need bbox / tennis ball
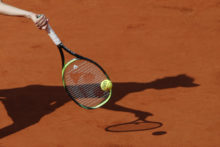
[100,79,112,91]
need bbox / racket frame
[53,37,112,109]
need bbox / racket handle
[46,25,62,46]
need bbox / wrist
[25,12,35,19]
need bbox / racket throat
[58,47,65,67]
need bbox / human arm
[0,0,48,29]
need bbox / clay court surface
[0,0,220,146]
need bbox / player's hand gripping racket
[46,24,112,109]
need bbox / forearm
[0,2,34,19]
[0,1,49,30]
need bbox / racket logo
[73,65,78,70]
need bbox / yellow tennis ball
[100,80,112,91]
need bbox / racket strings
[64,59,110,108]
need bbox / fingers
[35,14,49,30]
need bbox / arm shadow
[103,74,199,132]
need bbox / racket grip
[47,25,62,45]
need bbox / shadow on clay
[0,74,199,138]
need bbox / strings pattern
[64,59,110,108]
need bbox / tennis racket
[46,24,112,109]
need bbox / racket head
[62,58,112,109]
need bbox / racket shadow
[104,74,199,132]
[105,119,163,132]
[0,85,70,139]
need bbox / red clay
[0,0,220,146]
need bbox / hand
[135,111,153,120]
[29,13,49,30]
